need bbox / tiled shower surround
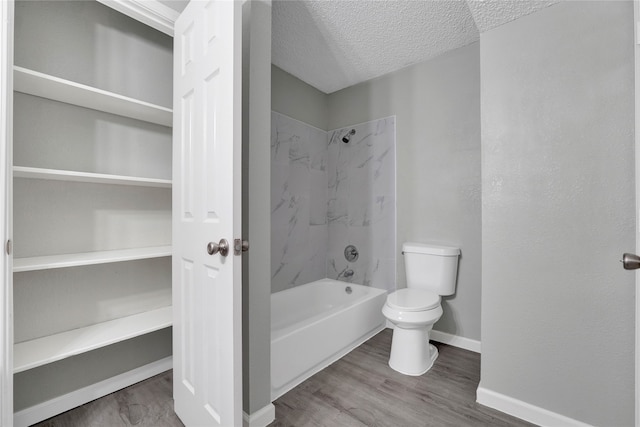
[271,113,329,293]
[271,112,396,293]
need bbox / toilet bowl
[383,288,443,375]
[383,242,460,376]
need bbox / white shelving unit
[14,166,172,188]
[13,66,172,127]
[12,65,173,365]
[14,246,172,273]
[11,3,174,422]
[14,306,172,373]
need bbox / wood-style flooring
[269,329,536,427]
[33,371,183,427]
[34,329,535,427]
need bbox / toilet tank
[403,242,460,296]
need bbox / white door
[172,1,242,426]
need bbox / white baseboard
[14,356,173,427]
[430,330,481,353]
[476,386,595,427]
[243,403,275,427]
[384,323,481,353]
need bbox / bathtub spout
[343,269,354,279]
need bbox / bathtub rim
[271,279,388,341]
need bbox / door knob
[234,239,249,256]
[207,239,229,257]
[622,253,640,270]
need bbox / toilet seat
[386,288,440,312]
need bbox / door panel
[173,1,242,426]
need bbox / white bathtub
[271,278,387,400]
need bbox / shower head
[342,129,356,143]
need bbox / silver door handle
[208,239,229,257]
[622,253,640,270]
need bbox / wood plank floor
[269,329,536,427]
[33,371,183,427]
[34,329,535,426]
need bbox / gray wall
[479,2,635,425]
[327,44,482,341]
[242,0,272,416]
[272,65,328,131]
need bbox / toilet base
[388,326,438,376]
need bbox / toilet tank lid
[402,242,460,256]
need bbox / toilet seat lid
[387,289,440,312]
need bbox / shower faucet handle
[344,245,359,262]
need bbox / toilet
[383,242,460,376]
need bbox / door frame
[0,0,13,425]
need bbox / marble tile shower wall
[271,112,396,293]
[271,112,328,293]
[327,117,396,292]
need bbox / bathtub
[271,278,387,400]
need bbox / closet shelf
[14,166,172,188]
[14,306,172,373]
[13,66,173,127]
[14,246,172,273]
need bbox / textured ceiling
[466,0,559,33]
[272,0,559,94]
